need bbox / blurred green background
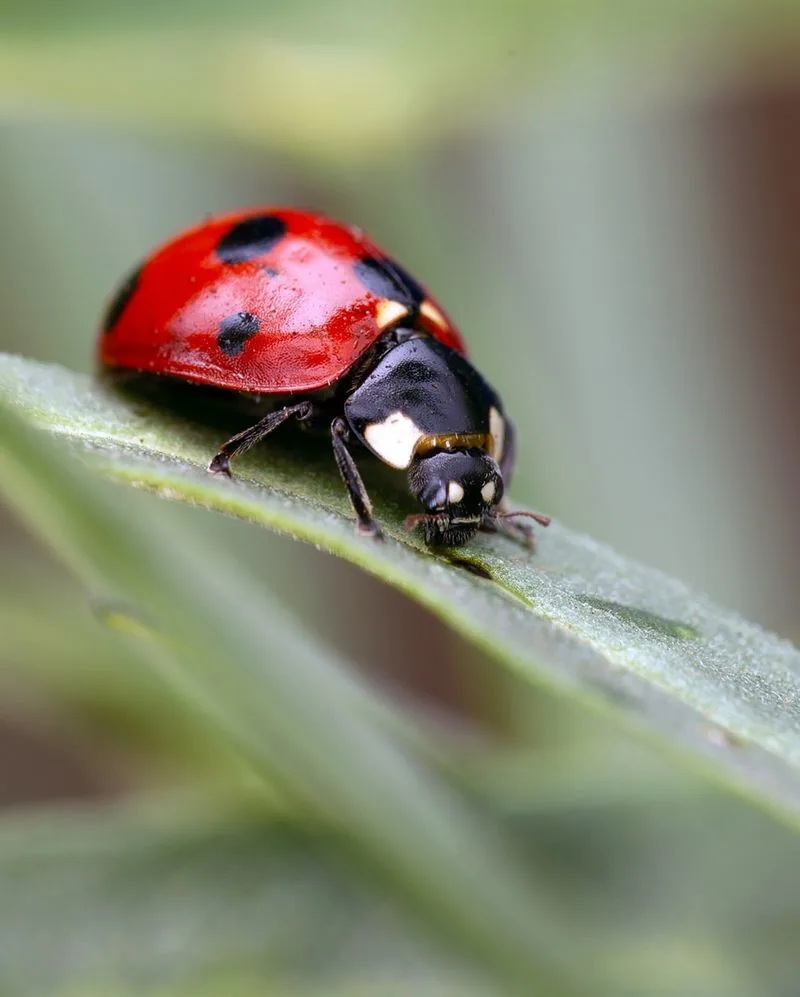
[3,2,800,995]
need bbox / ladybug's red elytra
[99,207,549,547]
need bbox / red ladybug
[99,208,549,547]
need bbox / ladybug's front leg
[481,506,550,549]
[330,417,383,540]
[209,401,315,476]
[481,511,535,549]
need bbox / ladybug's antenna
[492,510,551,528]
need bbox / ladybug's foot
[357,519,385,541]
[208,453,232,477]
[208,401,315,478]
[493,516,535,549]
[330,416,383,541]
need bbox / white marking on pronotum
[375,299,409,330]
[489,407,505,460]
[481,480,496,504]
[447,481,465,504]
[420,300,448,329]
[364,411,424,469]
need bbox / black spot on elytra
[102,263,142,333]
[354,256,425,312]
[216,215,287,264]
[217,312,260,357]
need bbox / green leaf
[2,353,800,828]
[0,355,583,997]
[0,800,504,996]
[6,795,795,997]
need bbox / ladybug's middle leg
[209,400,314,476]
[330,417,383,540]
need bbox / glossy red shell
[99,208,467,394]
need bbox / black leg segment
[208,400,314,476]
[330,416,383,539]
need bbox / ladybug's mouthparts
[404,510,550,533]
[404,513,481,531]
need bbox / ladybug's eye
[420,482,447,511]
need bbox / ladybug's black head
[408,448,503,547]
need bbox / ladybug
[99,208,549,547]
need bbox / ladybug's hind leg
[209,400,314,476]
[330,417,383,540]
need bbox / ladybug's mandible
[99,207,549,547]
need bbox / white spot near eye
[489,407,505,460]
[481,480,496,504]
[375,299,409,329]
[447,480,465,504]
[420,300,448,330]
[364,411,423,469]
